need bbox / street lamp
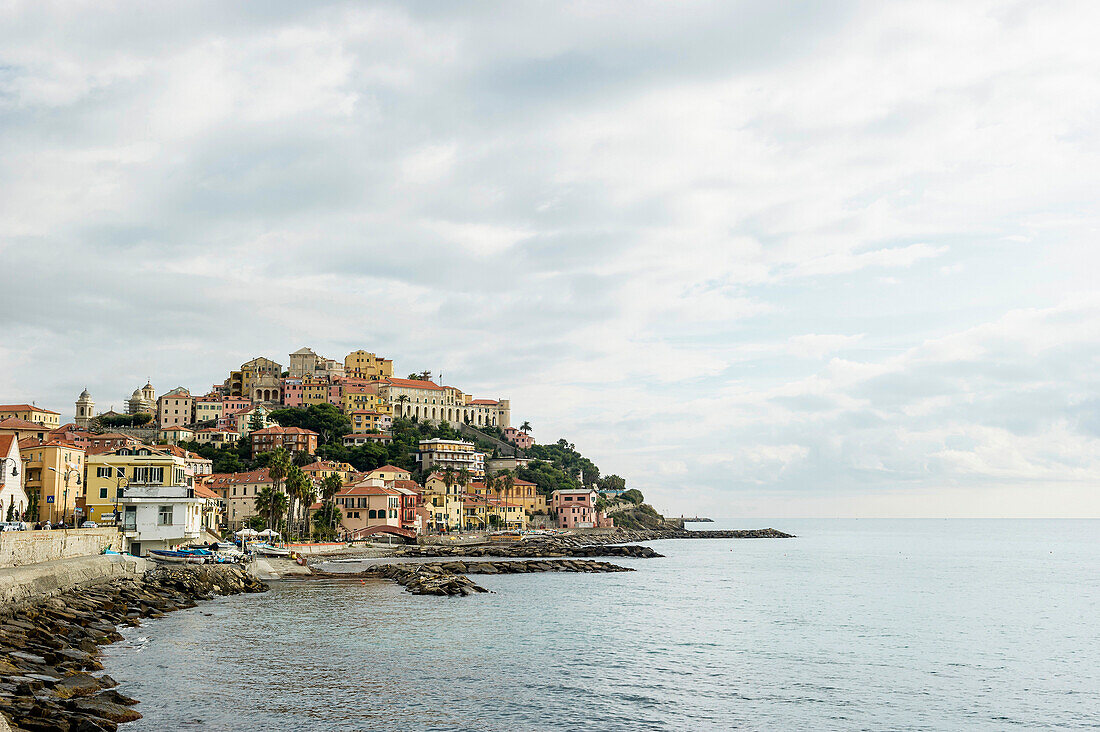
[112,470,130,528]
[0,458,19,521]
[48,466,81,527]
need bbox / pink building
[551,488,613,529]
[503,427,534,450]
[282,378,304,407]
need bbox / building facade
[157,387,193,429]
[0,404,61,429]
[250,426,319,458]
[0,435,29,521]
[417,439,485,479]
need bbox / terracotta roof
[160,426,193,432]
[203,469,272,485]
[0,435,16,457]
[382,378,445,391]
[0,404,60,414]
[194,485,220,500]
[469,399,499,405]
[251,426,318,436]
[369,465,409,474]
[389,479,422,493]
[337,483,397,497]
[18,438,84,452]
[0,417,50,431]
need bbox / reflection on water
[101,520,1100,731]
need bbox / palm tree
[520,421,531,434]
[396,394,410,417]
[320,473,343,537]
[283,465,306,540]
[255,486,287,531]
[481,469,496,533]
[500,470,515,529]
[297,477,317,540]
[266,448,290,531]
[454,467,470,531]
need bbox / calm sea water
[100,520,1100,731]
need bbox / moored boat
[149,550,190,563]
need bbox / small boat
[252,543,291,557]
[149,550,190,563]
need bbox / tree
[319,473,343,537]
[268,403,350,447]
[249,410,265,434]
[266,448,291,531]
[520,421,532,434]
[284,465,307,540]
[255,486,287,531]
[27,489,39,522]
[620,488,644,505]
[406,370,432,381]
[312,503,342,540]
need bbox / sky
[2,1,1098,518]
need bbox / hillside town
[0,347,627,556]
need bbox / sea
[99,519,1100,731]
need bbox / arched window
[368,509,377,519]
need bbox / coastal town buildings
[417,439,485,480]
[200,469,274,529]
[342,432,393,447]
[344,350,393,381]
[74,390,95,429]
[84,444,194,531]
[0,404,61,429]
[118,481,206,556]
[126,383,156,415]
[0,418,53,444]
[157,388,193,429]
[503,427,534,450]
[0,435,29,521]
[158,425,195,444]
[551,489,613,529]
[18,439,85,524]
[249,425,319,458]
[334,480,400,535]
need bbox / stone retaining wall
[0,528,121,568]
[0,554,149,607]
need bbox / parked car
[81,521,98,529]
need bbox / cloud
[1,1,1099,516]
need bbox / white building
[119,483,206,556]
[0,435,28,520]
[417,438,485,480]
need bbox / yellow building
[301,376,332,407]
[470,477,544,515]
[85,445,191,525]
[459,494,527,530]
[341,385,382,414]
[344,350,393,381]
[0,404,61,429]
[19,439,86,524]
[228,356,283,402]
[302,460,356,483]
[424,474,464,531]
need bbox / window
[158,506,174,525]
[133,467,164,484]
[96,466,113,478]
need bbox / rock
[51,674,103,699]
[73,696,142,723]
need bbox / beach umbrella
[236,528,259,537]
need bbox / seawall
[0,554,149,607]
[0,528,122,568]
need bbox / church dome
[132,388,143,398]
[78,388,91,400]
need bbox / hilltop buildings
[2,342,572,543]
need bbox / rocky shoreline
[312,558,635,597]
[0,564,266,732]
[570,527,795,544]
[395,543,662,559]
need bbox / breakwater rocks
[395,544,663,559]
[571,527,795,544]
[0,564,266,732]
[313,559,634,597]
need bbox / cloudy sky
[2,1,1098,517]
